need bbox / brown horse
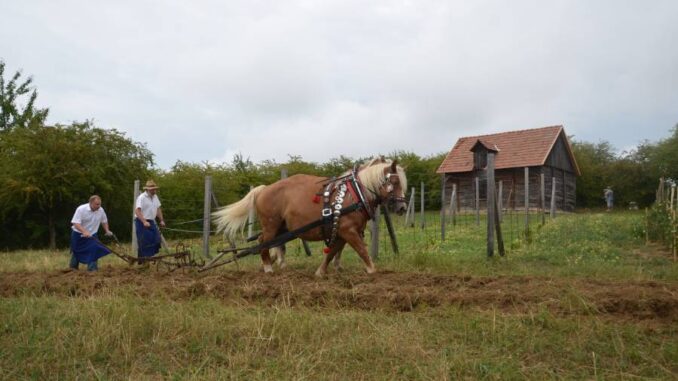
[213,158,408,276]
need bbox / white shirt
[136,191,162,220]
[71,204,108,233]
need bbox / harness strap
[250,202,364,253]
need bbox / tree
[0,122,154,249]
[571,140,616,208]
[0,60,49,131]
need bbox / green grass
[1,295,675,380]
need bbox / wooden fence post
[370,207,380,260]
[475,176,480,226]
[441,175,446,241]
[381,205,399,255]
[550,177,557,219]
[247,185,254,238]
[498,180,503,223]
[487,152,496,257]
[405,187,415,227]
[540,173,545,225]
[420,181,425,230]
[449,183,457,226]
[202,176,212,259]
[131,180,140,255]
[524,167,529,237]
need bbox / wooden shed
[436,125,581,212]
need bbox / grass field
[1,211,677,380]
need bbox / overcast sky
[2,1,677,168]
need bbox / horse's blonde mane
[357,159,407,200]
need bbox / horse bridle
[373,172,406,206]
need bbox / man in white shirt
[134,180,165,262]
[69,195,114,271]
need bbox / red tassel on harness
[312,194,321,203]
[323,247,331,254]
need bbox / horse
[213,158,408,276]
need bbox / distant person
[134,180,165,263]
[69,195,114,271]
[604,186,614,211]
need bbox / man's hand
[105,231,114,237]
[159,220,166,228]
[81,231,92,238]
[143,221,151,228]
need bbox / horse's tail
[213,185,267,239]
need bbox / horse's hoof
[315,269,326,278]
[365,267,377,274]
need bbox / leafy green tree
[0,122,154,249]
[0,60,49,131]
[571,140,616,208]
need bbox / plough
[96,234,204,272]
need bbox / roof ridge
[458,125,562,141]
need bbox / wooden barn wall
[545,134,575,173]
[443,166,576,212]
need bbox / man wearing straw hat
[134,180,165,263]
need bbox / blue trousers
[69,231,110,271]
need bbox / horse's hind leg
[259,230,281,274]
[315,240,346,277]
[271,245,287,269]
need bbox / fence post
[247,185,254,238]
[550,177,557,218]
[381,205,399,255]
[487,152,496,257]
[202,176,212,259]
[498,180,503,223]
[540,173,545,225]
[131,180,140,255]
[450,183,457,226]
[404,187,415,227]
[524,167,529,237]
[441,174,446,241]
[420,181,425,230]
[475,176,480,226]
[370,206,380,260]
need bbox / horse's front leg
[332,248,344,272]
[315,239,346,277]
[343,229,376,274]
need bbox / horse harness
[318,167,403,249]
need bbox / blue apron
[135,219,161,257]
[70,231,111,264]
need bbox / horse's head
[359,158,408,215]
[380,160,408,215]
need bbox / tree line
[1,60,675,249]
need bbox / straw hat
[143,180,160,190]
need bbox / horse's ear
[391,160,398,172]
[380,155,386,163]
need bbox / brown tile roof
[436,125,580,175]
